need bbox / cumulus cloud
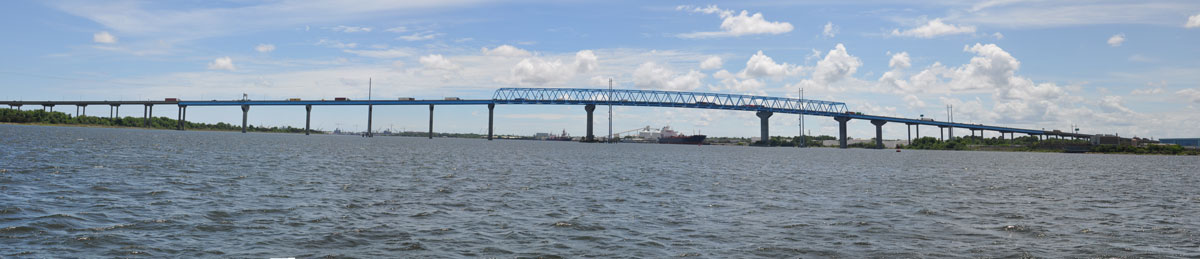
[1098,96,1134,113]
[255,44,275,53]
[822,22,838,38]
[1188,14,1200,28]
[481,45,532,57]
[700,56,723,70]
[712,69,763,92]
[93,31,117,43]
[810,44,862,85]
[1107,34,1125,47]
[419,54,460,71]
[879,52,912,91]
[738,51,801,79]
[332,25,372,33]
[207,56,235,71]
[501,50,598,86]
[891,18,976,38]
[633,62,705,91]
[676,5,793,38]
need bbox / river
[1,124,1197,257]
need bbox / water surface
[1,124,1197,257]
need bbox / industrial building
[1159,138,1200,149]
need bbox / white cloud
[419,54,460,71]
[738,51,800,79]
[343,48,415,58]
[1107,34,1125,47]
[316,39,357,49]
[712,69,763,92]
[385,26,408,33]
[1178,88,1200,103]
[822,22,838,38]
[993,32,1004,39]
[879,52,912,91]
[700,56,723,70]
[398,32,439,41]
[903,94,926,108]
[255,44,275,53]
[1188,13,1200,28]
[810,44,862,85]
[207,56,235,71]
[501,50,598,86]
[93,31,117,44]
[891,18,976,38]
[482,45,532,57]
[954,2,1200,28]
[676,5,793,38]
[1098,96,1134,113]
[633,62,704,91]
[332,25,372,33]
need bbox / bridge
[2,87,1089,148]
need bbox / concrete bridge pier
[366,104,373,137]
[999,131,1006,141]
[75,105,80,117]
[305,105,312,135]
[871,120,886,149]
[109,105,114,118]
[112,104,119,119]
[80,105,86,116]
[428,104,434,139]
[835,116,851,148]
[11,104,20,110]
[241,105,250,133]
[584,104,596,142]
[145,104,152,127]
[756,111,773,146]
[487,103,495,141]
[906,123,914,145]
[176,104,183,129]
[938,126,945,141]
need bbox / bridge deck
[3,87,1078,136]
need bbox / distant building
[1160,138,1200,149]
[1091,134,1122,145]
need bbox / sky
[3,0,1200,140]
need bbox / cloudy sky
[3,0,1200,139]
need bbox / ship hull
[658,135,706,145]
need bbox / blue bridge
[3,87,1089,148]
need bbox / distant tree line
[0,108,311,134]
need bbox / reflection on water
[1,124,1198,257]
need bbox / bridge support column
[487,103,495,141]
[835,116,850,149]
[49,105,53,112]
[756,111,773,146]
[999,131,1006,141]
[175,104,182,129]
[114,105,119,118]
[305,105,312,135]
[871,120,886,149]
[428,104,434,139]
[109,105,114,119]
[366,104,373,137]
[939,126,944,141]
[947,126,953,140]
[241,105,249,133]
[76,105,80,117]
[145,105,152,127]
[81,105,85,116]
[584,104,596,142]
[906,123,912,146]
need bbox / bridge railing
[492,88,849,114]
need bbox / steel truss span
[492,88,849,116]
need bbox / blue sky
[3,0,1200,139]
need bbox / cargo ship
[657,134,706,145]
